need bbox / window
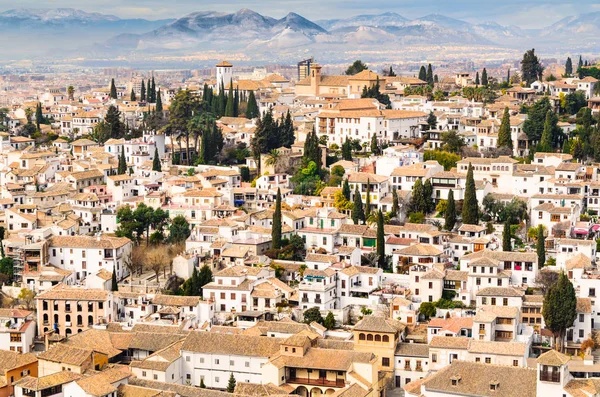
[503,298,508,306]
[580,314,585,322]
[142,371,147,377]
[482,298,487,304]
[432,354,437,363]
[382,357,390,367]
[513,360,519,366]
[153,374,158,380]
[186,356,190,362]
[215,359,220,364]
[475,357,481,362]
[245,362,250,367]
[230,360,234,366]
[485,357,491,364]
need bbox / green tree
[169,215,191,244]
[543,273,577,351]
[105,105,124,139]
[323,312,336,330]
[342,179,351,201]
[118,146,127,175]
[426,63,434,86]
[419,302,436,319]
[225,79,235,117]
[376,210,386,269]
[272,188,282,250]
[198,264,212,297]
[462,163,479,225]
[391,188,399,217]
[537,225,546,268]
[90,121,111,145]
[441,130,466,154]
[246,91,259,119]
[565,57,573,76]
[303,307,323,324]
[156,89,163,112]
[521,48,544,85]
[165,90,202,165]
[409,178,426,214]
[0,257,14,282]
[130,89,136,101]
[444,190,456,231]
[352,186,365,225]
[111,266,118,291]
[371,134,379,155]
[182,266,199,296]
[523,97,561,149]
[110,78,117,99]
[426,111,437,131]
[423,179,434,214]
[481,68,488,86]
[475,71,480,85]
[342,137,353,161]
[152,147,162,172]
[303,127,322,170]
[497,107,513,150]
[227,373,236,393]
[140,80,146,102]
[364,179,371,219]
[418,65,427,81]
[345,60,368,75]
[537,110,554,153]
[67,85,75,101]
[503,221,512,251]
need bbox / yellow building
[353,316,406,373]
[0,350,38,397]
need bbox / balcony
[301,297,309,303]
[540,373,560,383]
[287,378,345,387]
[314,299,322,304]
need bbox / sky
[1,0,599,29]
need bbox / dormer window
[451,376,461,386]
[489,381,499,391]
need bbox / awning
[591,224,600,232]
[573,228,589,235]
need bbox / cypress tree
[507,69,510,84]
[537,225,546,268]
[303,127,321,170]
[482,68,488,86]
[130,89,136,101]
[342,137,352,161]
[418,66,427,81]
[423,179,434,214]
[156,89,163,112]
[475,71,480,85]
[218,81,226,116]
[365,179,371,219]
[342,179,351,201]
[140,80,146,102]
[503,221,512,251]
[35,102,42,131]
[246,90,259,119]
[352,186,365,225]
[198,264,213,297]
[225,79,235,117]
[110,78,117,99]
[462,163,479,225]
[565,57,573,76]
[118,146,126,175]
[227,373,236,393]
[150,76,156,102]
[444,189,456,231]
[111,266,118,291]
[371,134,379,155]
[152,147,162,172]
[391,187,399,217]
[272,188,282,250]
[578,55,583,71]
[233,88,240,117]
[538,110,554,153]
[426,64,433,86]
[282,111,295,148]
[376,210,386,269]
[409,178,426,214]
[497,107,513,150]
[543,273,577,351]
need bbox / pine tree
[503,221,512,251]
[111,266,118,291]
[118,146,127,175]
[130,89,136,101]
[418,66,427,81]
[462,163,479,225]
[352,186,365,225]
[376,210,386,268]
[391,187,399,217]
[246,90,259,119]
[110,78,117,99]
[140,80,146,102]
[156,89,163,112]
[342,179,351,201]
[538,110,554,153]
[225,79,235,117]
[497,107,513,150]
[426,64,434,86]
[537,225,546,268]
[227,373,236,393]
[482,68,488,86]
[565,57,573,76]
[444,189,456,231]
[475,71,480,85]
[272,188,282,250]
[152,147,162,172]
[364,179,371,219]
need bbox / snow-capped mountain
[317,12,409,31]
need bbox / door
[395,376,401,388]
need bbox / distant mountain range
[0,7,599,63]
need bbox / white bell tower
[215,61,233,94]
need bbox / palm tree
[67,85,75,101]
[265,149,281,169]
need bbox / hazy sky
[1,0,599,28]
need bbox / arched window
[382,335,390,343]
[54,314,59,324]
[367,334,374,341]
[375,335,382,342]
[65,328,72,335]
[359,333,365,341]
[65,314,71,322]
[43,313,48,324]
[77,315,82,326]
[43,327,48,333]
[88,316,93,326]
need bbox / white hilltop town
[0,15,599,397]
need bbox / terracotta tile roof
[15,371,82,390]
[0,350,37,372]
[152,294,201,307]
[395,342,429,357]
[354,316,405,334]
[36,284,109,301]
[476,287,525,297]
[537,349,570,366]
[75,367,131,397]
[428,317,473,334]
[182,332,281,357]
[38,345,92,366]
[577,297,592,314]
[394,243,442,256]
[467,340,527,356]
[130,340,184,372]
[269,348,374,371]
[129,332,185,353]
[48,235,130,249]
[429,336,470,349]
